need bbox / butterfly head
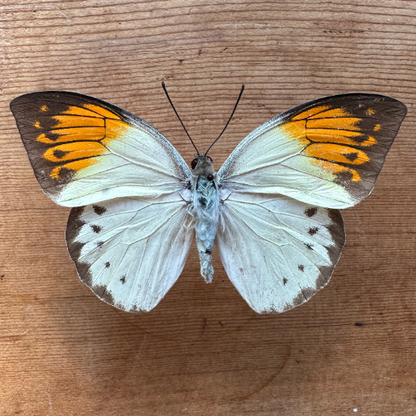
[191,154,215,179]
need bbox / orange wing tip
[310,159,361,182]
[83,104,121,120]
[308,108,350,119]
[62,105,106,118]
[50,159,100,180]
[36,127,106,144]
[43,141,107,162]
[36,119,131,147]
[307,117,362,131]
[52,114,105,129]
[305,143,370,165]
[291,105,331,120]
[306,129,378,147]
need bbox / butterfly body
[190,155,220,283]
[10,90,406,313]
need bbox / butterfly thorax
[190,155,220,283]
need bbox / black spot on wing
[91,224,101,233]
[283,278,288,285]
[298,265,305,272]
[93,205,107,215]
[305,207,318,217]
[343,152,359,162]
[53,149,70,159]
[57,167,76,182]
[120,276,126,284]
[308,227,319,236]
[105,262,110,268]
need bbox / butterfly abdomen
[191,175,220,283]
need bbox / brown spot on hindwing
[308,227,319,235]
[91,224,101,233]
[305,207,318,217]
[93,205,107,215]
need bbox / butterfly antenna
[204,84,245,156]
[162,82,199,154]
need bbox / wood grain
[1,0,415,414]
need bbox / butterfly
[10,87,406,314]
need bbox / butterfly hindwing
[66,192,194,312]
[10,91,191,207]
[219,94,407,209]
[216,192,345,313]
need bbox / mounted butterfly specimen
[10,86,406,313]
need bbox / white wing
[66,192,194,312]
[10,91,192,207]
[216,191,345,313]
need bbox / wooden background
[1,1,415,415]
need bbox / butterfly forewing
[66,193,194,312]
[219,94,407,209]
[10,91,191,207]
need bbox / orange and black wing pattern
[10,91,190,207]
[10,92,134,200]
[279,93,407,204]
